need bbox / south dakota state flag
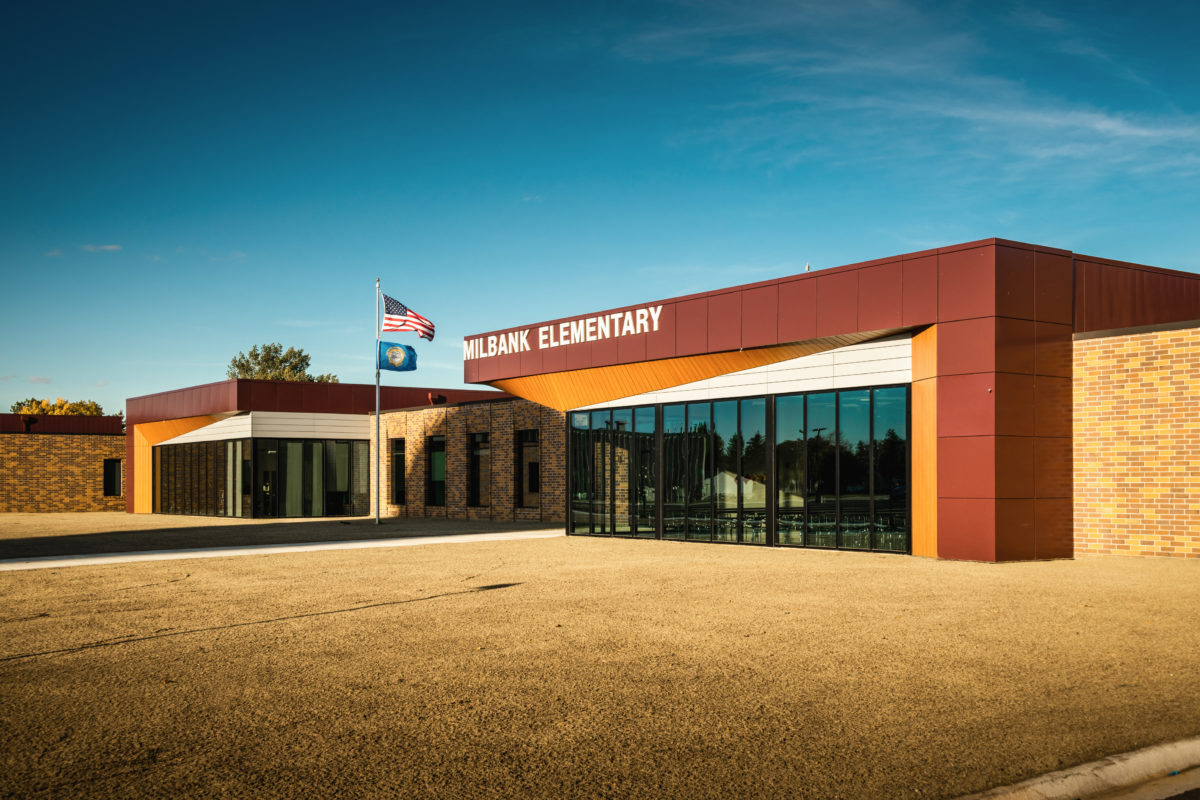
[379,341,417,372]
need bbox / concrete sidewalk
[0,511,561,559]
[0,528,563,571]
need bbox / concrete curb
[955,737,1200,800]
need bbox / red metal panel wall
[1074,257,1200,333]
[0,414,124,435]
[127,379,509,425]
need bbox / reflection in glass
[775,394,805,545]
[838,390,872,549]
[570,413,590,533]
[662,404,686,540]
[686,402,711,541]
[806,394,837,547]
[740,397,767,544]
[873,386,908,552]
[634,407,657,537]
[612,409,633,535]
[591,410,611,534]
[713,400,738,542]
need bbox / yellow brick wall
[371,399,565,523]
[0,434,126,512]
[1073,326,1200,558]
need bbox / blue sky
[3,0,1198,415]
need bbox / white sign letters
[463,305,663,361]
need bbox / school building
[100,237,1199,561]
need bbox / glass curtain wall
[662,404,686,540]
[568,385,909,553]
[775,387,909,552]
[155,438,367,518]
[633,407,657,537]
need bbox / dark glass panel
[516,430,539,509]
[327,440,351,514]
[310,440,325,517]
[612,409,633,535]
[775,394,805,545]
[468,432,490,507]
[391,439,406,506]
[284,440,305,517]
[806,394,837,547]
[686,402,712,541]
[426,436,446,507]
[662,404,686,540]
[569,413,590,533]
[740,397,767,544]
[153,448,162,513]
[838,390,872,549]
[349,440,370,515]
[590,410,611,534]
[240,439,253,517]
[873,386,909,552]
[256,439,279,518]
[633,407,657,538]
[713,400,738,542]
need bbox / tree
[226,343,338,383]
[10,397,107,415]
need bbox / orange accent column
[131,416,222,512]
[911,325,938,557]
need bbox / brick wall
[372,398,565,523]
[1073,325,1200,558]
[0,433,126,512]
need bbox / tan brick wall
[1073,326,1200,558]
[0,434,126,512]
[371,399,565,524]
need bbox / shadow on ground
[0,517,559,559]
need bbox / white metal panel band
[155,414,252,445]
[575,333,912,410]
[155,411,371,445]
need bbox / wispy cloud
[1,374,14,382]
[147,254,163,262]
[44,249,62,257]
[521,194,544,203]
[210,250,247,262]
[95,380,108,388]
[81,244,122,252]
[613,1,1200,182]
[28,376,52,384]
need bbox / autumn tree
[10,397,107,415]
[226,343,338,383]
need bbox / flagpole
[375,278,381,525]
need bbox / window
[390,438,406,505]
[427,436,446,506]
[103,459,122,497]
[468,432,490,506]
[515,429,540,508]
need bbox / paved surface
[0,530,564,571]
[1,514,1198,799]
[0,512,558,559]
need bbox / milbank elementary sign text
[464,305,663,360]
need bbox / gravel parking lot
[1,514,1197,799]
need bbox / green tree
[10,397,107,415]
[226,343,338,383]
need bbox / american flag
[381,294,435,341]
